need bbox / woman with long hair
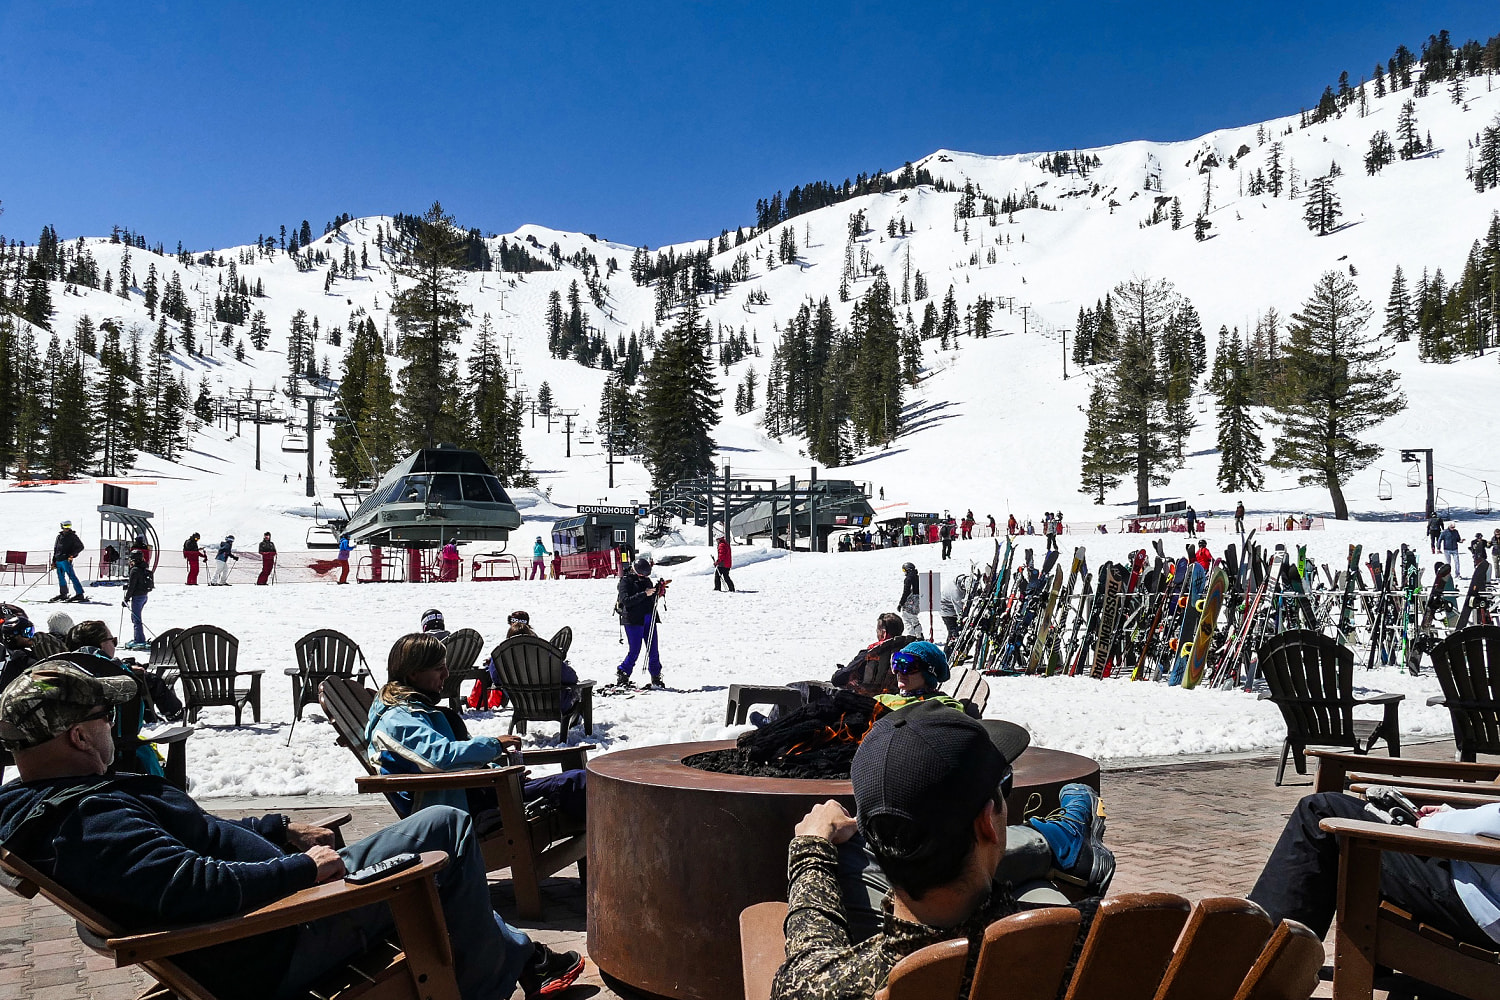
[363,633,586,823]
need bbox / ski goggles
[890,650,926,675]
[507,612,530,625]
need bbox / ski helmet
[1,616,34,642]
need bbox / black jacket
[0,774,314,1000]
[124,561,154,598]
[52,529,84,562]
[900,567,919,606]
[617,571,655,626]
[258,538,277,554]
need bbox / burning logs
[686,690,887,779]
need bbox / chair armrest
[106,851,449,964]
[1353,692,1404,705]
[1426,694,1447,707]
[1346,773,1500,795]
[307,811,353,832]
[239,670,266,677]
[1349,783,1500,808]
[520,744,596,767]
[1319,817,1500,865]
[576,680,597,691]
[355,766,525,793]
[1310,751,1500,794]
[284,667,302,676]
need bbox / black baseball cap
[852,701,1029,850]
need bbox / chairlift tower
[292,387,338,498]
[1400,448,1435,520]
[228,386,278,471]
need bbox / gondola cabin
[551,504,644,579]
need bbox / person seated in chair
[773,702,1107,999]
[830,613,913,697]
[872,640,966,713]
[0,661,584,1000]
[67,620,184,725]
[1247,790,1500,951]
[420,607,450,641]
[490,610,579,716]
[365,633,586,825]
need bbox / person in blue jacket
[364,633,586,823]
[0,660,585,1000]
[336,532,353,584]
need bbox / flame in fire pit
[784,701,888,758]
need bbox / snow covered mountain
[10,64,1500,536]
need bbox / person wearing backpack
[122,550,154,650]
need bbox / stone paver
[0,738,1464,999]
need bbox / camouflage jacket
[770,836,1026,1000]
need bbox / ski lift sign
[577,504,649,517]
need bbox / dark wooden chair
[171,625,261,725]
[1427,624,1500,761]
[29,631,66,658]
[0,843,460,1000]
[740,893,1323,1000]
[317,675,590,919]
[1257,629,1402,785]
[439,628,487,711]
[489,635,594,737]
[148,627,182,673]
[286,629,367,721]
[1310,749,1500,795]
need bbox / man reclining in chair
[0,662,583,1000]
[365,633,587,825]
[1247,789,1500,951]
[773,701,1108,1000]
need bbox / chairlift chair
[1378,470,1393,501]
[1406,461,1422,487]
[578,423,594,446]
[281,422,308,453]
[1478,481,1493,516]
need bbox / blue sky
[1,2,1495,250]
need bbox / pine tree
[1169,197,1183,230]
[1364,131,1395,175]
[46,342,94,477]
[1269,271,1406,519]
[1383,265,1414,341]
[248,310,270,350]
[390,202,468,450]
[1104,277,1179,512]
[194,377,214,422]
[536,381,554,416]
[463,314,530,485]
[1267,142,1285,196]
[94,320,137,476]
[1078,379,1127,504]
[848,275,902,447]
[1211,327,1263,492]
[1475,115,1500,192]
[1162,302,1202,461]
[1302,172,1342,236]
[637,295,721,485]
[1397,99,1422,159]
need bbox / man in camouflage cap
[0,661,135,757]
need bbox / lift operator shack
[551,505,646,579]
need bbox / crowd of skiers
[1426,515,1500,578]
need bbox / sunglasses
[999,766,1014,801]
[81,705,118,727]
[890,650,924,675]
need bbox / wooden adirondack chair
[317,675,590,919]
[1320,816,1500,999]
[148,627,182,673]
[943,667,991,716]
[739,894,1324,1000]
[439,628,487,711]
[489,635,595,737]
[1257,629,1403,785]
[1427,624,1500,761]
[0,842,460,1000]
[171,625,262,725]
[286,629,367,720]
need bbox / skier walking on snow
[1234,501,1245,535]
[51,521,86,602]
[1428,514,1444,554]
[899,561,923,638]
[123,549,154,649]
[336,533,353,584]
[616,558,668,687]
[713,535,735,592]
[210,535,239,585]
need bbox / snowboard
[1181,564,1228,690]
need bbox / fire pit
[586,737,1099,1000]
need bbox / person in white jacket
[1247,790,1500,949]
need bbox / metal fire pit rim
[586,739,856,797]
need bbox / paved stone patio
[0,738,1463,999]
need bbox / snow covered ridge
[1,55,1498,523]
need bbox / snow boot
[614,670,634,688]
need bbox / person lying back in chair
[0,662,583,1000]
[773,701,1107,1000]
[1248,789,1500,951]
[365,633,586,824]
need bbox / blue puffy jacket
[363,693,504,815]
